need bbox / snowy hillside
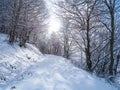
[0,34,117,90]
[0,34,42,86]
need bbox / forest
[0,0,120,89]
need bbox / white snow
[0,34,42,86]
[0,34,117,90]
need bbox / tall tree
[102,0,119,75]
[58,0,101,71]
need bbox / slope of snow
[0,34,117,90]
[0,34,42,87]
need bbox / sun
[48,16,61,35]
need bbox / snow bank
[0,34,42,87]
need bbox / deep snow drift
[0,34,117,90]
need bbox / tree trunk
[86,18,92,71]
[109,8,115,75]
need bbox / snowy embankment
[0,34,42,87]
[0,34,117,90]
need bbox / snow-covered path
[0,34,117,90]
[4,55,117,90]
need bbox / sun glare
[48,16,61,35]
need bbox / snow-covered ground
[0,34,118,90]
[0,34,42,88]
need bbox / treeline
[39,0,120,76]
[0,0,120,77]
[58,0,120,76]
[0,0,47,47]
